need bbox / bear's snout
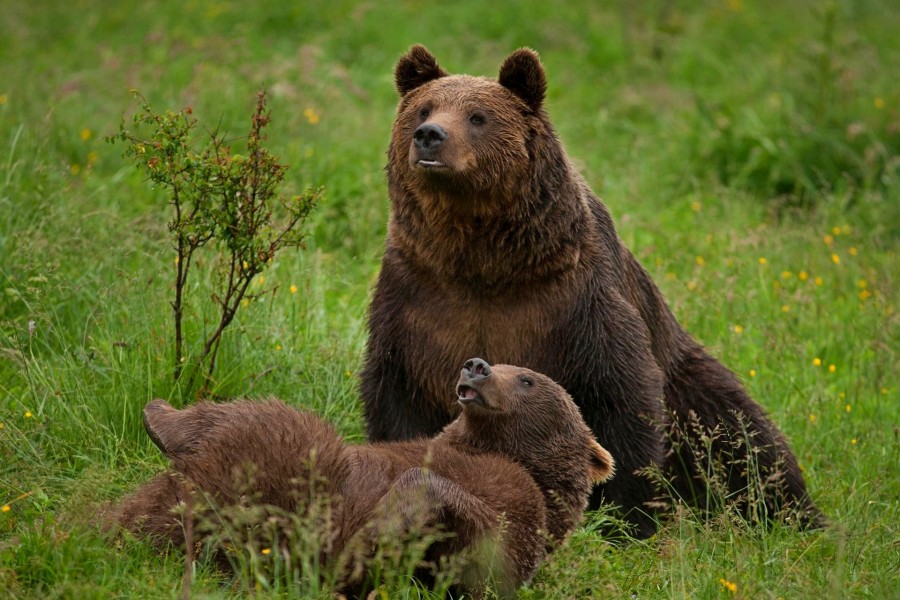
[413,123,447,151]
[462,357,491,379]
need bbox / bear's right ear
[498,48,547,112]
[395,45,448,96]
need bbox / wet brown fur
[110,363,613,596]
[361,45,824,537]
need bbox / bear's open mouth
[456,383,483,406]
[417,159,446,169]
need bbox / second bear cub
[113,359,614,596]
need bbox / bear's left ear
[588,439,615,484]
[498,48,547,112]
[395,45,448,96]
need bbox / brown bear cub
[360,45,825,537]
[111,359,614,597]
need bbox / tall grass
[1,0,898,597]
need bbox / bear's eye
[469,113,486,126]
[520,377,533,387]
[419,106,431,120]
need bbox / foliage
[108,92,320,395]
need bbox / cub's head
[389,45,552,205]
[451,358,614,488]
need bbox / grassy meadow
[1,0,898,597]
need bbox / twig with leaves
[109,91,320,397]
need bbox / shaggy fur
[111,360,614,597]
[360,45,825,537]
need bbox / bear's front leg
[551,289,669,539]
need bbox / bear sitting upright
[360,45,824,537]
[112,359,614,597]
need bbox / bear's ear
[395,45,448,96]
[498,48,547,112]
[143,399,202,460]
[588,439,615,484]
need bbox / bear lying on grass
[360,45,824,537]
[111,359,614,597]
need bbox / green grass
[1,0,898,597]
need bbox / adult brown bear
[360,45,824,537]
[112,360,614,596]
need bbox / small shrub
[109,91,321,396]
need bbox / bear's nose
[462,358,491,379]
[413,123,447,150]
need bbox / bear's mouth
[456,383,484,406]
[416,159,447,169]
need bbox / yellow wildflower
[261,548,271,555]
[815,276,824,286]
[849,247,858,256]
[241,298,250,308]
[290,284,298,294]
[758,257,767,265]
[691,201,701,212]
[696,256,705,267]
[749,369,757,378]
[24,411,32,418]
[70,164,81,175]
[88,151,99,164]
[851,438,858,445]
[813,358,822,367]
[782,305,790,313]
[832,226,841,236]
[874,97,885,109]
[781,270,792,279]
[242,261,249,270]
[733,324,743,334]
[882,387,888,395]
[275,344,282,351]
[823,234,834,246]
[845,404,851,413]
[665,272,676,281]
[809,414,817,423]
[80,128,92,141]
[798,270,809,281]
[1,505,9,513]
[303,107,320,125]
[831,253,840,265]
[857,279,868,289]
[256,275,265,286]
[687,280,698,291]
[859,289,871,301]
[719,578,737,594]
[828,364,836,373]
[345,370,352,378]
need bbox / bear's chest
[402,279,575,409]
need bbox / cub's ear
[143,399,212,460]
[395,45,448,96]
[498,48,547,112]
[143,399,182,457]
[588,439,615,484]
